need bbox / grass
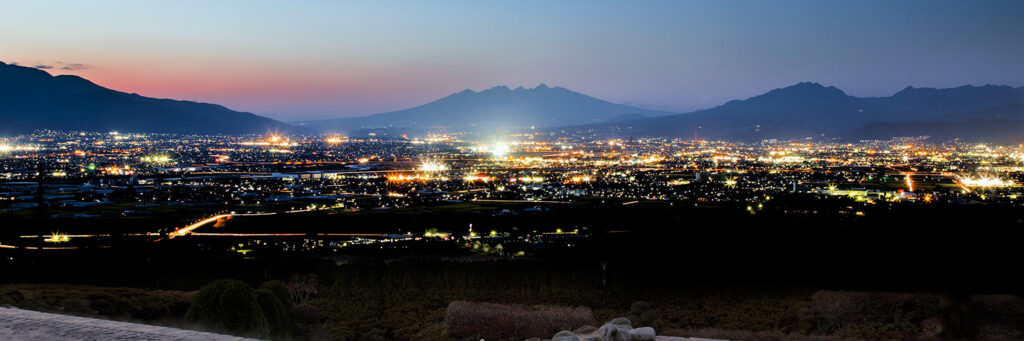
[0,283,194,327]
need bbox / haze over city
[3,0,1022,120]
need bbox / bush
[629,301,659,328]
[809,290,936,336]
[261,280,294,311]
[291,303,324,340]
[255,288,291,339]
[0,284,192,323]
[185,279,268,337]
[446,300,595,340]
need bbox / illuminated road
[169,212,275,238]
[170,214,232,237]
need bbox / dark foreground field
[2,197,1022,340]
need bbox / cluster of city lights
[959,176,1015,188]
[0,144,38,152]
[514,176,545,183]
[475,142,512,157]
[418,161,448,172]
[387,174,436,182]
[463,174,493,182]
[44,233,70,243]
[568,175,592,182]
[141,155,173,163]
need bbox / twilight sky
[2,0,1022,121]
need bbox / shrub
[260,280,294,311]
[629,301,659,328]
[0,284,191,323]
[446,300,595,340]
[255,288,290,339]
[185,279,268,337]
[809,290,935,336]
[291,303,323,340]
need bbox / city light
[44,233,70,243]
[141,155,172,164]
[464,174,492,182]
[419,160,448,172]
[569,175,592,182]
[387,174,432,182]
[959,176,1015,188]
[489,142,510,157]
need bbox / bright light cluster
[103,166,132,175]
[515,176,545,183]
[464,174,493,182]
[387,174,434,182]
[419,161,448,172]
[44,233,70,243]
[487,143,511,157]
[0,144,38,152]
[569,175,592,182]
[959,176,1015,188]
[141,155,172,163]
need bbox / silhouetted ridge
[567,82,1024,144]
[0,61,298,135]
[296,84,676,132]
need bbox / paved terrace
[0,307,261,341]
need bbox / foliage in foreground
[0,283,192,324]
[185,279,270,338]
[313,259,1024,341]
[446,300,594,340]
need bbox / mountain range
[0,61,297,135]
[2,59,1022,144]
[293,84,675,133]
[585,82,1024,143]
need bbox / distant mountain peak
[794,81,823,87]
[0,62,297,135]
[757,82,848,100]
[298,84,676,132]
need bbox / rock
[597,322,632,341]
[552,330,579,341]
[608,317,632,327]
[578,335,597,341]
[525,338,542,341]
[573,325,598,335]
[628,327,655,341]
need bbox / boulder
[573,325,598,334]
[552,330,579,341]
[608,317,632,327]
[597,323,632,341]
[628,327,656,341]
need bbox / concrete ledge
[0,306,262,341]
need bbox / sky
[2,0,1023,121]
